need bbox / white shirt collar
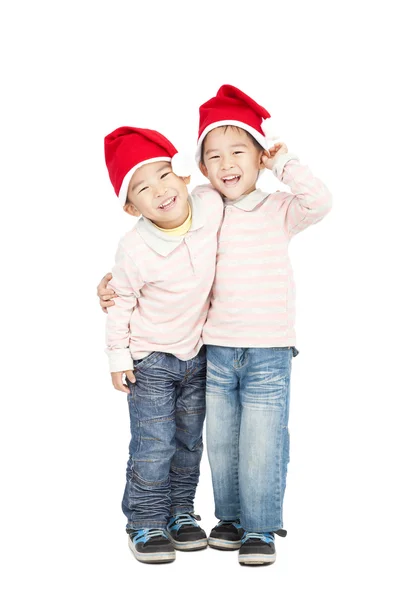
[223,188,269,212]
[136,193,206,256]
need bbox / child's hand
[97,272,117,313]
[111,370,136,393]
[262,142,289,170]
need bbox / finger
[100,299,115,307]
[98,275,113,294]
[114,383,130,393]
[100,302,113,311]
[111,373,129,393]
[100,294,117,301]
[102,307,108,314]
[126,370,136,384]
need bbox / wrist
[272,152,299,179]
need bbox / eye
[210,155,220,160]
[138,186,149,194]
[161,172,171,179]
[233,151,244,155]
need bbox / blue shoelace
[241,532,275,545]
[168,513,199,532]
[130,528,168,544]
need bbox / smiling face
[200,126,265,200]
[125,161,190,228]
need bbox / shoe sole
[166,532,208,551]
[208,538,242,551]
[239,552,276,566]
[128,537,176,563]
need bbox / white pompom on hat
[170,151,194,178]
[261,118,281,148]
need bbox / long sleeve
[272,153,333,238]
[105,242,145,373]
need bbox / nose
[220,155,234,170]
[155,182,168,197]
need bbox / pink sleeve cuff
[272,153,299,179]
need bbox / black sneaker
[167,513,208,551]
[127,528,176,564]
[238,530,286,566]
[208,520,245,550]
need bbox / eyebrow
[131,164,172,192]
[205,143,248,155]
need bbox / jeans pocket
[126,376,136,400]
[133,353,153,365]
[133,351,163,372]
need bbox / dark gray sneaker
[238,530,286,566]
[208,520,245,550]
[127,528,176,564]
[167,513,208,551]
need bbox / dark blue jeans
[123,347,206,529]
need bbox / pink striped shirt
[106,186,223,372]
[201,154,332,348]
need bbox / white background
[1,1,399,598]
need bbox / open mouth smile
[158,196,177,211]
[221,175,241,186]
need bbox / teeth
[223,176,239,181]
[160,197,175,208]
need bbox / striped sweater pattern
[201,155,332,348]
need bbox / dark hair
[200,125,264,164]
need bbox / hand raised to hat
[261,142,288,170]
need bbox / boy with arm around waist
[104,126,223,563]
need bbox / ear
[180,175,191,185]
[123,202,141,217]
[199,162,208,178]
[259,150,269,170]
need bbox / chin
[214,187,233,199]
[226,189,245,200]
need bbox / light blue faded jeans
[123,347,206,530]
[205,345,298,533]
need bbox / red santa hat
[104,126,191,206]
[195,84,279,164]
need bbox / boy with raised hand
[103,127,223,563]
[195,85,332,565]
